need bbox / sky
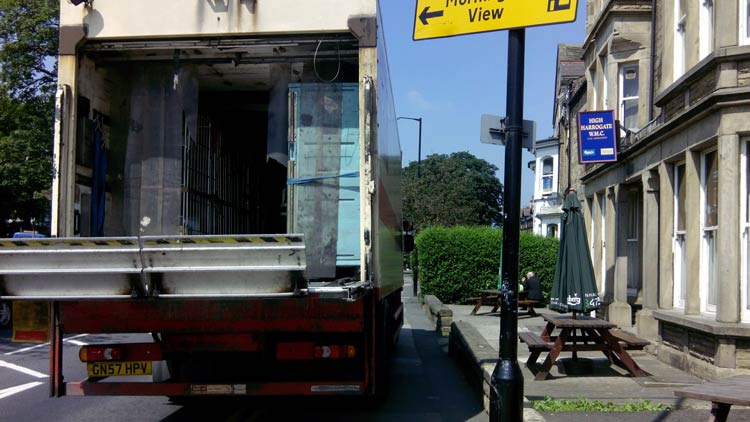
[379,1,587,207]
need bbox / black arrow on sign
[419,7,444,25]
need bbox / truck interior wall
[74,60,201,236]
[123,65,199,236]
[74,57,129,236]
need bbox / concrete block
[737,340,750,369]
[714,339,736,369]
[659,343,744,381]
[657,344,686,371]
[423,295,453,336]
[608,300,632,328]
[636,308,659,340]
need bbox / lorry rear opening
[4,36,369,299]
[74,36,360,276]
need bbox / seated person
[522,272,543,302]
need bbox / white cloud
[407,90,434,110]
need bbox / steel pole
[490,28,525,422]
[417,118,422,178]
[416,118,422,296]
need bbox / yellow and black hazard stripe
[0,236,303,248]
[142,236,304,245]
[0,239,136,248]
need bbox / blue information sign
[578,110,618,163]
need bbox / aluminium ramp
[0,235,305,300]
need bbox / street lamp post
[490,28,525,422]
[397,116,423,297]
[397,116,422,177]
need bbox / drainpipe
[648,0,656,121]
[566,81,573,193]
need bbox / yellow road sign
[413,0,578,41]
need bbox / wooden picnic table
[674,375,750,422]
[469,289,539,316]
[469,289,502,315]
[520,314,649,381]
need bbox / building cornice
[581,86,750,183]
[654,310,750,338]
[654,45,750,107]
[582,1,653,53]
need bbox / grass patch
[533,397,671,412]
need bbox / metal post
[414,117,422,295]
[490,28,525,422]
[397,116,423,177]
[417,117,422,178]
[397,116,423,296]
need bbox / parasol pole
[572,310,578,361]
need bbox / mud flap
[12,301,50,343]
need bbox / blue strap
[91,124,107,237]
[287,171,359,185]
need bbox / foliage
[533,397,670,412]
[402,152,503,230]
[518,232,560,302]
[0,0,58,236]
[416,226,502,304]
[0,0,59,101]
[416,226,559,304]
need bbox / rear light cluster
[276,342,357,361]
[79,346,122,362]
[313,345,356,359]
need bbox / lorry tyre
[0,301,11,328]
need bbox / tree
[402,152,503,230]
[0,96,53,235]
[0,0,59,101]
[0,0,58,236]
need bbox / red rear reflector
[12,330,48,343]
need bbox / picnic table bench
[518,297,541,317]
[469,289,541,316]
[518,315,650,380]
[674,375,750,422]
[518,330,649,353]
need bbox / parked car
[12,232,46,238]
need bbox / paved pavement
[444,299,750,421]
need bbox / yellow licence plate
[87,361,152,377]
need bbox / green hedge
[415,226,559,304]
[518,231,560,302]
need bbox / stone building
[554,44,586,195]
[527,44,587,241]
[566,0,750,380]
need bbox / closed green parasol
[549,190,601,314]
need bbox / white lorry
[0,0,405,398]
